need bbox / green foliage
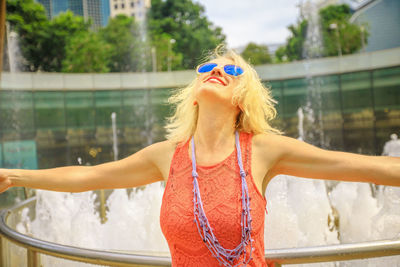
[151,33,183,71]
[319,4,369,56]
[275,4,369,62]
[274,46,288,63]
[41,11,90,71]
[99,15,142,72]
[275,20,308,62]
[7,0,226,72]
[286,20,308,61]
[6,0,48,71]
[148,0,226,69]
[6,0,90,71]
[62,32,111,73]
[241,42,272,65]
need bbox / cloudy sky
[196,0,302,49]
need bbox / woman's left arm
[265,134,400,186]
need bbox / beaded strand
[191,131,254,266]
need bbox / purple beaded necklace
[191,131,254,267]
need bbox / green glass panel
[0,91,35,134]
[122,90,147,127]
[151,88,173,126]
[34,92,65,129]
[94,90,122,127]
[65,91,95,129]
[373,66,400,110]
[268,81,282,90]
[341,71,373,114]
[319,75,341,113]
[282,78,308,117]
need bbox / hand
[0,169,14,194]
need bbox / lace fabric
[160,132,274,266]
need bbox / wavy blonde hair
[164,45,283,144]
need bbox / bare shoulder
[251,132,294,181]
[252,132,288,158]
[144,139,177,182]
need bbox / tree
[274,46,288,63]
[150,33,183,71]
[319,4,369,56]
[241,43,272,65]
[6,0,90,72]
[41,11,90,71]
[62,31,111,73]
[6,0,49,71]
[148,0,226,69]
[275,19,308,62]
[99,15,142,72]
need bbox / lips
[204,76,226,86]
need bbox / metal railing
[0,197,399,266]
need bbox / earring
[193,100,198,105]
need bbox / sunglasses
[196,63,244,77]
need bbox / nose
[210,65,223,76]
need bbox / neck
[193,102,239,153]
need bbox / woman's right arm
[0,141,169,194]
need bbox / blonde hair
[164,44,283,145]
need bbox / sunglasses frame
[196,62,244,77]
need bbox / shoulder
[145,139,177,160]
[252,132,286,149]
[143,139,180,181]
[251,132,295,165]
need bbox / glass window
[122,89,147,128]
[341,71,373,115]
[94,90,122,127]
[34,92,65,130]
[373,66,400,111]
[0,91,35,136]
[65,91,95,129]
[267,80,283,116]
[282,78,308,118]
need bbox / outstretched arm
[264,134,400,186]
[0,141,168,193]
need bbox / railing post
[27,248,39,267]
[0,235,4,267]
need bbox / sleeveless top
[160,131,274,266]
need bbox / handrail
[0,197,399,266]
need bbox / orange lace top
[160,131,274,266]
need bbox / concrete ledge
[1,47,399,91]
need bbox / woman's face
[193,57,242,108]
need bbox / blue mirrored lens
[198,63,217,73]
[224,65,244,76]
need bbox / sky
[196,0,302,49]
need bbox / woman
[0,46,399,267]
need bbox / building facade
[350,0,400,52]
[37,0,111,29]
[109,0,151,21]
